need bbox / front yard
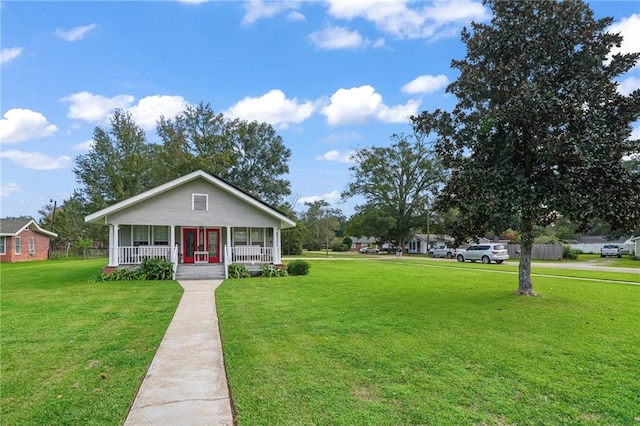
[0,259,182,425]
[1,258,638,425]
[217,259,640,425]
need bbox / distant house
[631,236,639,257]
[85,170,296,278]
[351,237,378,252]
[0,217,57,263]
[405,234,454,254]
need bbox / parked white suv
[600,245,622,258]
[457,244,509,264]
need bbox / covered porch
[107,224,284,277]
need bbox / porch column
[226,226,232,262]
[273,227,281,264]
[169,225,175,248]
[110,224,120,267]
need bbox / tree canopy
[74,102,292,212]
[342,133,443,248]
[412,0,640,295]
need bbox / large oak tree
[412,0,640,295]
[343,133,443,248]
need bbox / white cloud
[72,139,95,151]
[56,23,98,42]
[618,76,640,96]
[325,0,488,40]
[61,92,188,130]
[128,95,188,130]
[61,91,134,123]
[243,0,301,25]
[1,182,20,197]
[608,14,640,68]
[309,26,365,50]
[315,150,355,163]
[298,190,342,206]
[0,150,72,170]
[321,85,420,125]
[0,109,58,143]
[288,11,305,22]
[402,74,449,94]
[1,47,23,64]
[224,89,314,128]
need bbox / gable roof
[85,170,296,228]
[0,217,57,238]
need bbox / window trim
[192,193,209,211]
[15,236,22,255]
[0,236,5,255]
[29,237,36,254]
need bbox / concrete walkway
[124,280,234,426]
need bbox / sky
[1,0,639,220]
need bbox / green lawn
[0,259,183,425]
[217,260,640,425]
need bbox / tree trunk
[516,225,537,296]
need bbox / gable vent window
[192,194,209,211]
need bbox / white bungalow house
[85,170,296,278]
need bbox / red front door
[206,229,220,263]
[183,228,198,263]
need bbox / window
[0,236,5,255]
[133,225,149,246]
[250,228,264,246]
[233,227,247,245]
[15,236,21,255]
[153,226,169,245]
[29,237,35,254]
[192,194,208,211]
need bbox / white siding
[105,180,280,227]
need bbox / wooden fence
[506,244,563,260]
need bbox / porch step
[175,264,226,281]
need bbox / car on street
[429,244,457,259]
[456,244,509,264]
[600,244,622,258]
[359,246,380,254]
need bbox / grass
[217,259,640,425]
[0,259,183,425]
[573,253,640,268]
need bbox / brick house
[0,217,57,263]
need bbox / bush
[139,258,174,280]
[228,263,250,279]
[89,258,174,282]
[262,264,288,278]
[562,245,580,260]
[287,260,310,276]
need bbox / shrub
[89,258,175,282]
[228,263,250,279]
[90,267,140,282]
[562,245,579,260]
[139,258,174,280]
[262,264,288,278]
[287,260,310,276]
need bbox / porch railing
[230,246,273,263]
[118,246,172,265]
